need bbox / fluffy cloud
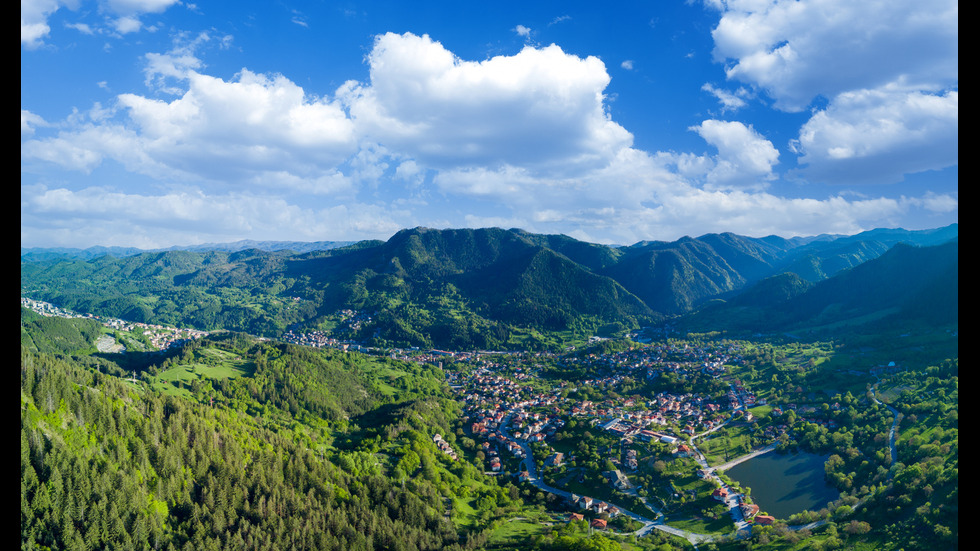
[707,0,957,111]
[791,88,958,185]
[687,120,779,188]
[340,32,633,176]
[101,0,181,34]
[705,0,957,188]
[21,0,75,48]
[23,67,358,187]
[701,83,748,112]
[21,29,955,248]
[21,110,48,136]
[21,0,182,46]
[21,184,407,247]
[421,142,931,245]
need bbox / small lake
[724,451,840,519]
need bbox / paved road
[498,411,725,547]
[710,443,779,472]
[869,379,900,466]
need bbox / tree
[844,520,871,535]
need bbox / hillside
[777,239,959,327]
[21,225,957,350]
[20,257,958,551]
[20,317,500,551]
[683,239,958,334]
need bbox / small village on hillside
[22,296,209,352]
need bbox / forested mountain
[685,239,958,333]
[19,229,959,551]
[777,239,959,326]
[21,225,957,350]
[21,316,494,551]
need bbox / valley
[20,226,957,551]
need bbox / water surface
[724,451,840,519]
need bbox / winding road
[869,379,900,467]
[499,411,726,547]
[500,375,902,546]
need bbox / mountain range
[20,224,957,349]
[20,239,357,262]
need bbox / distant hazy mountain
[21,239,356,262]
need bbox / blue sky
[22,0,958,249]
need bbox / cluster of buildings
[709,483,774,526]
[583,390,727,444]
[279,329,340,348]
[566,512,612,531]
[728,379,760,409]
[279,309,376,350]
[554,341,744,382]
[432,434,457,461]
[103,318,209,351]
[22,297,85,319]
[568,494,623,519]
[22,296,208,351]
[451,340,756,481]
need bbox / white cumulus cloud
[21,184,408,247]
[22,0,77,48]
[701,83,748,112]
[791,87,958,185]
[339,32,633,177]
[23,65,359,189]
[707,0,957,112]
[688,120,779,188]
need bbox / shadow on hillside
[334,400,418,451]
[91,349,173,374]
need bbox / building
[608,469,632,490]
[740,503,760,519]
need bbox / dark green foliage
[21,226,958,351]
[21,335,474,551]
[21,307,102,355]
[683,240,958,334]
[780,240,958,325]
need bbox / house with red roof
[740,503,760,519]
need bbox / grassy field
[698,424,757,466]
[663,492,736,536]
[876,384,914,403]
[486,517,548,548]
[357,362,412,397]
[148,347,253,397]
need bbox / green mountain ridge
[21,224,957,350]
[686,239,958,333]
[19,233,959,551]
